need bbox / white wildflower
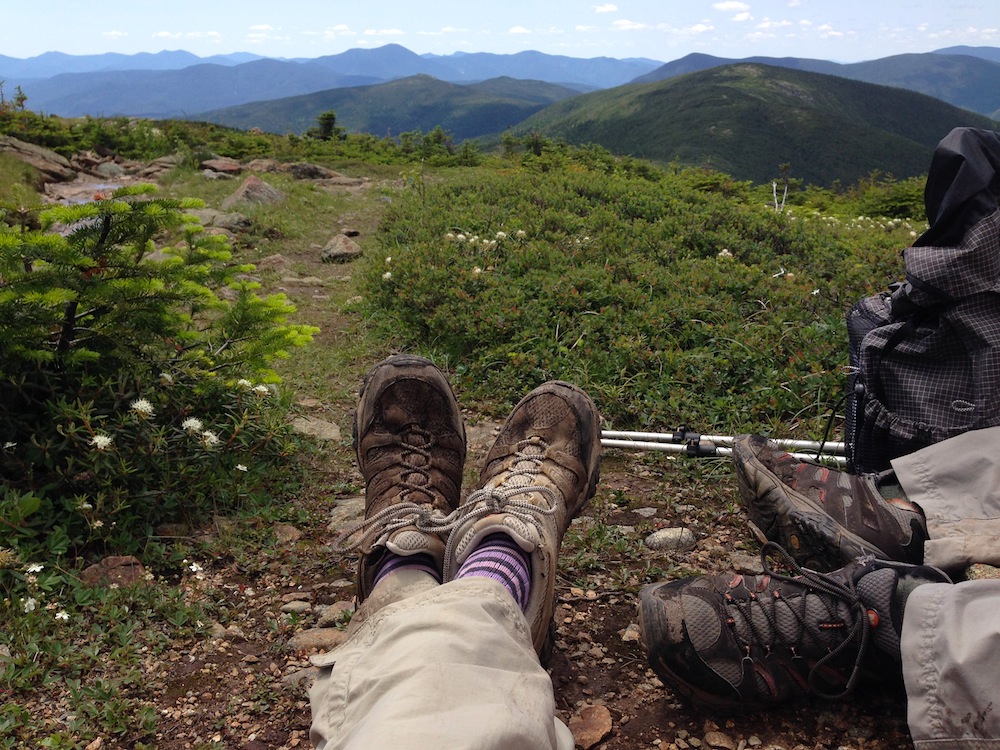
[717,248,733,258]
[812,289,820,296]
[495,231,507,240]
[55,611,70,621]
[189,562,203,574]
[382,271,392,281]
[236,464,248,472]
[515,229,526,238]
[90,434,114,451]
[252,385,270,397]
[200,430,221,448]
[384,256,392,264]
[444,232,455,241]
[92,519,104,528]
[23,597,36,613]
[472,267,483,275]
[130,398,155,418]
[26,563,44,574]
[159,372,174,385]
[455,234,467,242]
[3,442,15,450]
[237,378,253,390]
[78,501,93,511]
[182,417,204,433]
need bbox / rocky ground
[124,440,918,750]
[31,162,918,750]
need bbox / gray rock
[0,135,76,183]
[200,157,242,174]
[280,600,312,614]
[326,496,365,531]
[221,175,284,210]
[291,416,341,442]
[288,627,348,652]
[273,523,304,545]
[317,600,355,628]
[320,234,362,263]
[95,161,127,178]
[280,666,320,689]
[705,730,737,750]
[644,527,697,552]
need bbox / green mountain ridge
[513,63,999,185]
[195,75,582,141]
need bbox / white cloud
[594,3,618,12]
[509,26,532,35]
[363,28,404,36]
[249,24,273,32]
[612,19,648,31]
[323,24,355,41]
[688,23,714,34]
[153,31,183,41]
[102,30,128,40]
[732,12,752,22]
[416,26,468,36]
[576,25,597,32]
[756,19,792,30]
[713,1,750,11]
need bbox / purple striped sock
[455,532,532,611]
[372,551,440,588]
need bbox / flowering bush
[0,185,318,562]
[361,161,920,433]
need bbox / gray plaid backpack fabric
[845,127,1000,474]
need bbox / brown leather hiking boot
[443,381,602,658]
[733,434,928,570]
[345,355,466,602]
[638,543,951,711]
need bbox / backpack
[845,127,1000,474]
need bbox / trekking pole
[600,428,848,463]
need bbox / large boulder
[220,175,284,210]
[0,135,76,184]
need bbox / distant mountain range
[4,44,998,121]
[3,44,998,186]
[0,44,660,118]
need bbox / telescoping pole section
[600,429,847,464]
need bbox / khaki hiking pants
[308,570,574,750]
[893,426,1000,748]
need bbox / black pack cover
[845,127,1000,473]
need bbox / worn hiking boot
[344,354,466,602]
[733,434,928,570]
[638,543,951,711]
[443,381,602,658]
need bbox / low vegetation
[1,109,931,745]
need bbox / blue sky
[2,1,997,63]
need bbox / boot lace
[730,542,871,699]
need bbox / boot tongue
[855,566,905,659]
[854,561,952,660]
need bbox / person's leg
[311,364,597,750]
[339,354,466,604]
[890,425,1000,571]
[901,579,1000,748]
[309,577,568,750]
[445,380,603,658]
